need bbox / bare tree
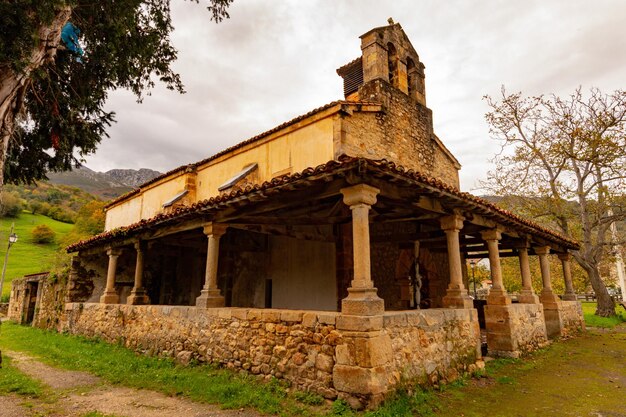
[484,87,626,317]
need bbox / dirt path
[4,350,263,417]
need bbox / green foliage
[0,191,22,217]
[31,224,56,243]
[294,390,325,406]
[2,0,233,185]
[0,355,44,397]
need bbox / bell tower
[337,20,426,106]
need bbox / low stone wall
[485,303,548,358]
[383,309,483,384]
[0,302,8,317]
[559,301,585,336]
[7,278,28,322]
[62,303,342,398]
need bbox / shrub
[31,224,56,244]
[0,191,22,217]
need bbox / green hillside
[0,212,74,300]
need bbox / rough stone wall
[384,309,482,384]
[62,304,342,399]
[33,276,66,329]
[559,301,585,336]
[0,303,8,316]
[7,278,27,322]
[340,80,460,188]
[485,303,548,358]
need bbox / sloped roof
[104,100,380,209]
[68,156,578,253]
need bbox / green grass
[581,301,626,328]
[0,322,322,416]
[0,354,44,397]
[0,212,74,299]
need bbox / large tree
[0,0,232,188]
[484,87,626,317]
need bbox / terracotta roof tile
[68,156,579,253]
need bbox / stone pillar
[517,246,540,304]
[559,253,577,301]
[536,246,563,338]
[127,241,150,305]
[100,248,122,304]
[535,246,559,304]
[196,223,228,308]
[481,229,511,305]
[335,184,393,408]
[441,214,473,309]
[338,184,384,316]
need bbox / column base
[100,291,119,304]
[487,288,512,305]
[518,289,540,304]
[341,287,384,316]
[196,289,225,308]
[442,288,474,309]
[562,293,577,301]
[540,289,561,305]
[127,288,150,305]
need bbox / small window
[218,163,258,191]
[387,42,398,87]
[162,190,189,208]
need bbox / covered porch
[64,156,583,406]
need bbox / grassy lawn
[0,354,44,398]
[581,301,626,328]
[0,212,73,300]
[1,322,625,417]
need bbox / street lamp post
[470,259,477,299]
[0,223,18,301]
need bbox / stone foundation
[485,303,549,358]
[559,301,585,336]
[384,309,483,384]
[60,303,483,408]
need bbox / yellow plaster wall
[140,175,188,219]
[195,117,334,201]
[105,195,143,230]
[105,117,335,230]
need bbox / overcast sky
[83,0,626,192]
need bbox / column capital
[340,184,380,207]
[133,240,145,252]
[440,214,465,232]
[534,246,551,255]
[480,228,502,241]
[203,222,228,237]
[106,247,123,257]
[557,252,571,261]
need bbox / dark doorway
[25,281,39,324]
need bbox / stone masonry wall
[7,278,27,322]
[485,303,549,358]
[383,309,483,385]
[62,303,342,399]
[559,301,585,337]
[341,80,460,188]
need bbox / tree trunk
[0,7,71,193]
[582,259,616,317]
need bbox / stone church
[9,22,584,408]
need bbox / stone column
[535,246,560,304]
[481,229,511,305]
[517,246,539,304]
[441,214,474,309]
[196,223,228,308]
[559,253,577,301]
[127,241,150,305]
[339,184,384,316]
[100,247,122,304]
